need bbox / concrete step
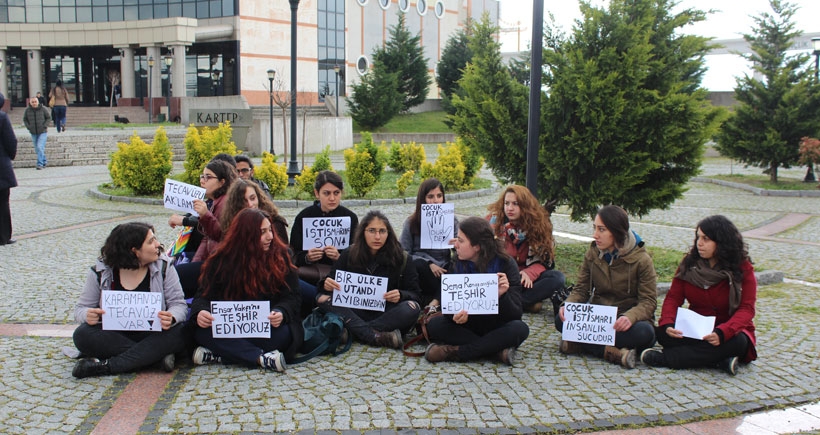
[7,106,150,127]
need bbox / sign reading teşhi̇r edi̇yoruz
[440,273,499,315]
[210,301,271,338]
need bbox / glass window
[92,0,107,5]
[77,6,92,22]
[124,0,137,4]
[169,3,181,16]
[336,13,344,29]
[221,0,232,16]
[76,0,92,5]
[92,5,107,21]
[154,3,168,18]
[9,0,24,6]
[109,0,124,5]
[434,0,444,18]
[196,1,208,18]
[357,56,368,75]
[139,4,150,18]
[43,0,60,6]
[417,0,426,15]
[26,5,42,23]
[318,0,326,10]
[124,5,137,19]
[109,5,123,20]
[8,6,24,22]
[398,0,409,12]
[60,5,76,21]
[182,2,195,17]
[378,0,389,10]
[210,0,219,17]
[43,6,58,22]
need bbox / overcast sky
[499,0,820,90]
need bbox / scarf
[504,222,544,267]
[675,258,742,315]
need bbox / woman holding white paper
[641,215,756,375]
[190,209,302,371]
[555,205,657,369]
[400,178,459,309]
[71,223,188,378]
[424,217,529,365]
[317,210,420,348]
[487,185,566,314]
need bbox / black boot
[72,358,111,379]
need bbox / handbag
[48,95,55,108]
[297,263,332,286]
[290,308,352,364]
[402,304,443,357]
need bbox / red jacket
[659,260,757,362]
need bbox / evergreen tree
[715,0,820,182]
[346,62,403,130]
[374,13,431,112]
[539,0,725,220]
[449,14,530,184]
[436,26,472,98]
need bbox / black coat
[0,100,18,190]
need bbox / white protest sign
[420,203,455,249]
[561,302,617,346]
[302,216,352,250]
[331,270,388,312]
[210,301,271,338]
[440,273,499,315]
[101,290,163,332]
[675,307,716,340]
[163,179,206,216]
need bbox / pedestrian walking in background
[23,96,51,170]
[0,92,18,246]
[48,79,69,132]
[35,91,46,107]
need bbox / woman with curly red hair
[190,208,303,371]
[487,185,565,314]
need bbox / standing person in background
[641,215,757,375]
[23,96,51,170]
[48,79,70,133]
[487,185,566,314]
[234,155,272,199]
[555,205,657,369]
[35,92,46,107]
[0,92,18,246]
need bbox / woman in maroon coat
[641,215,756,375]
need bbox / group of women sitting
[70,162,757,379]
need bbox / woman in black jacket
[424,217,529,366]
[318,210,421,348]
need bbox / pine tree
[374,13,431,112]
[346,62,403,130]
[715,0,820,182]
[436,26,472,98]
[539,0,725,220]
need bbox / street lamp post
[287,0,301,185]
[333,65,340,117]
[165,55,172,122]
[212,70,221,96]
[147,56,154,124]
[268,69,276,155]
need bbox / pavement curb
[693,177,820,197]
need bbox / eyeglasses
[200,174,217,181]
[365,228,388,235]
[238,168,252,174]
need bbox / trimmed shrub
[254,152,288,198]
[355,132,387,180]
[344,148,377,197]
[108,127,173,195]
[396,170,415,196]
[294,165,318,198]
[181,122,239,185]
[454,137,483,183]
[312,145,334,172]
[388,140,426,173]
[420,143,466,190]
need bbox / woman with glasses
[289,171,359,315]
[317,210,421,348]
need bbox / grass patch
[353,111,451,134]
[555,243,683,284]
[709,174,816,191]
[791,306,820,315]
[80,122,178,129]
[757,287,788,299]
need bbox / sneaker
[496,347,516,366]
[373,329,403,349]
[259,350,287,372]
[559,340,582,355]
[160,353,175,372]
[640,349,665,367]
[72,358,111,379]
[192,346,221,365]
[718,356,739,376]
[36,166,42,170]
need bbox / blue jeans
[52,105,66,132]
[31,132,47,167]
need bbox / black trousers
[0,187,11,244]
[73,323,186,374]
[426,315,529,360]
[414,258,443,306]
[318,299,420,344]
[554,313,656,356]
[657,329,750,369]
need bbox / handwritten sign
[562,302,617,346]
[420,203,455,249]
[302,216,352,250]
[101,290,163,331]
[210,301,271,338]
[440,273,499,315]
[675,307,716,340]
[332,270,388,311]
[163,179,206,216]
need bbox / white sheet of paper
[163,179,206,216]
[302,216,352,250]
[101,290,163,332]
[331,270,388,312]
[440,273,499,315]
[210,301,271,338]
[420,203,455,249]
[675,307,716,340]
[561,302,617,346]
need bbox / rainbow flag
[168,226,193,257]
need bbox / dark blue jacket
[0,93,18,190]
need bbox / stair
[250,105,333,119]
[7,106,150,128]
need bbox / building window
[416,0,427,16]
[398,0,409,12]
[0,0,237,23]
[378,0,389,10]
[356,55,369,76]
[318,0,345,102]
[434,1,444,18]
[356,0,368,6]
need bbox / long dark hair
[219,179,287,232]
[408,178,446,236]
[100,222,155,269]
[348,210,404,269]
[313,170,344,192]
[596,205,630,249]
[200,209,294,300]
[206,159,236,199]
[683,215,750,281]
[454,217,510,272]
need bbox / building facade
[0,0,498,111]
